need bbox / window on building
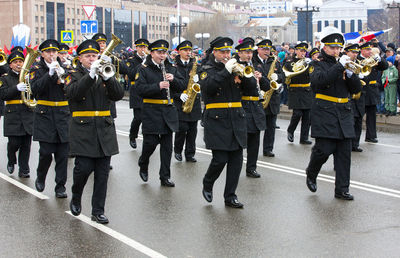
[35,5,38,12]
[324,20,329,27]
[350,20,355,32]
[341,20,345,33]
[40,16,44,23]
[317,21,322,32]
[46,2,55,39]
[35,27,38,33]
[358,19,362,31]
[67,8,70,14]
[77,19,80,25]
[77,9,80,15]
[57,3,65,42]
[72,19,75,24]
[96,7,103,33]
[35,16,38,23]
[41,27,44,34]
[334,20,338,28]
[40,5,43,12]
[67,18,70,24]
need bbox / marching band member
[135,39,185,187]
[199,37,247,208]
[235,38,266,178]
[65,39,124,223]
[358,41,388,143]
[344,44,364,152]
[285,42,313,145]
[310,48,320,61]
[305,27,361,200]
[173,40,201,163]
[0,50,33,178]
[30,39,70,198]
[58,43,73,70]
[253,39,284,157]
[128,39,149,149]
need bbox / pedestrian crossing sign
[61,31,74,43]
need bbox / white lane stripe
[65,211,167,258]
[118,130,400,199]
[0,173,49,200]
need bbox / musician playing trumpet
[0,50,33,177]
[65,39,124,224]
[284,42,313,145]
[234,38,266,178]
[30,39,70,198]
[135,39,185,187]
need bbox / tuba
[282,58,308,85]
[262,55,281,109]
[19,47,39,108]
[182,57,201,113]
[98,34,123,78]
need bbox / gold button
[228,103,232,108]
[80,120,83,123]
[216,116,219,118]
[83,97,85,100]
[40,111,44,113]
[94,111,99,116]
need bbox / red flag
[3,45,10,55]
[384,76,389,88]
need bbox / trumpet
[344,61,371,76]
[52,57,66,83]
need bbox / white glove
[339,55,351,67]
[63,59,71,66]
[305,58,312,64]
[180,93,189,102]
[358,74,364,79]
[345,69,353,78]
[100,55,112,63]
[375,54,381,62]
[270,73,278,81]
[101,73,112,81]
[48,62,59,76]
[225,59,237,74]
[89,60,102,79]
[16,82,28,92]
[56,66,65,77]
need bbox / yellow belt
[131,81,135,85]
[241,96,259,101]
[37,100,69,107]
[143,99,174,104]
[72,110,111,117]
[206,102,242,109]
[5,100,24,105]
[369,80,377,85]
[315,94,348,103]
[290,83,311,87]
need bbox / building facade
[0,0,190,49]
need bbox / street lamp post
[293,0,322,44]
[170,16,190,45]
[384,0,400,46]
[195,33,210,50]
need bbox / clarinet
[160,62,172,106]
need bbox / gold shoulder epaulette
[142,64,147,67]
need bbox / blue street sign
[61,30,73,43]
[80,20,98,34]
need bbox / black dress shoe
[275,125,280,129]
[225,198,244,208]
[174,153,182,161]
[35,178,45,192]
[287,132,294,142]
[139,170,148,182]
[352,146,363,152]
[306,176,317,192]
[91,214,109,224]
[70,200,81,216]
[300,140,312,145]
[246,170,261,178]
[202,188,213,202]
[7,163,14,174]
[55,191,67,198]
[263,151,275,157]
[109,165,113,170]
[161,178,175,187]
[334,192,354,200]
[18,172,30,178]
[130,138,137,149]
[365,138,378,143]
[186,157,197,162]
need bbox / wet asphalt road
[0,100,400,257]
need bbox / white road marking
[65,211,167,258]
[117,130,400,199]
[0,173,49,200]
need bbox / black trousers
[247,131,260,172]
[365,105,377,140]
[306,138,351,193]
[263,114,277,152]
[352,116,363,148]
[174,120,198,158]
[287,109,311,141]
[129,108,142,139]
[139,131,172,180]
[37,142,69,193]
[71,156,111,215]
[203,148,243,201]
[7,135,32,173]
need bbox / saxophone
[182,57,200,113]
[262,56,281,109]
